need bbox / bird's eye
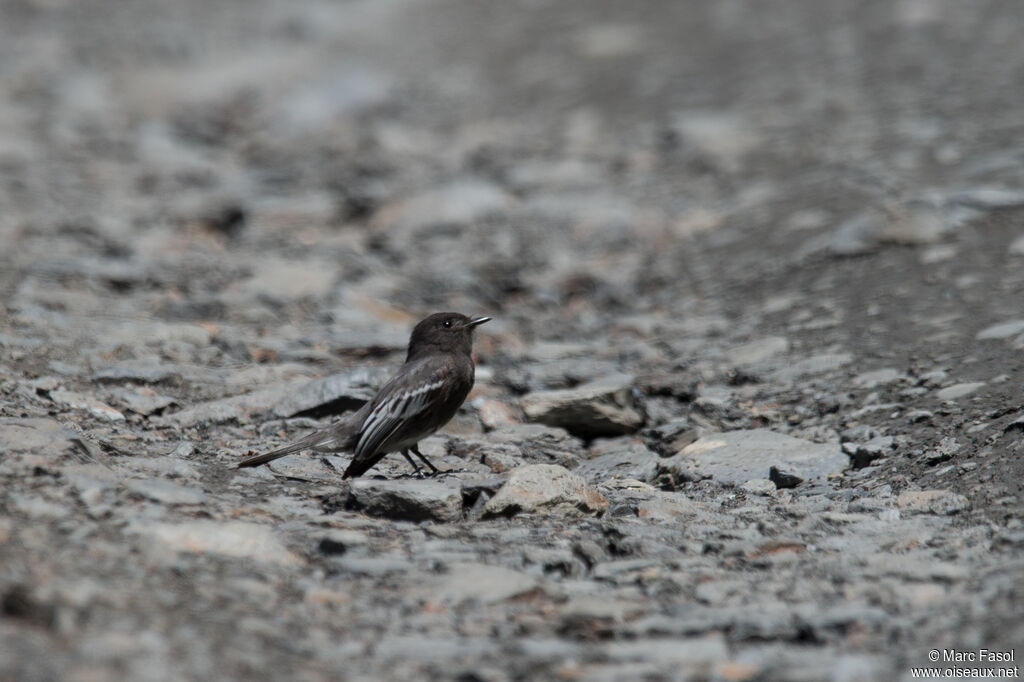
[443,319,453,328]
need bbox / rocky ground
[2,0,1023,680]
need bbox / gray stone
[867,553,970,581]
[104,321,213,348]
[376,180,511,238]
[600,481,705,522]
[694,579,744,606]
[604,634,729,665]
[976,320,1024,340]
[92,362,183,385]
[1003,413,1024,434]
[659,429,847,485]
[917,369,949,387]
[831,654,890,682]
[906,409,935,424]
[1009,234,1024,256]
[324,305,411,355]
[484,424,586,469]
[922,437,960,465]
[590,558,661,582]
[436,562,541,605]
[881,199,953,244]
[318,529,370,555]
[769,465,803,489]
[558,595,646,624]
[852,368,903,389]
[10,493,71,519]
[125,455,201,480]
[557,596,647,640]
[50,389,125,421]
[345,479,463,523]
[475,398,520,430]
[109,386,177,416]
[125,478,207,505]
[521,546,582,577]
[935,382,985,401]
[950,186,1024,210]
[132,520,302,564]
[573,441,659,484]
[67,470,118,517]
[844,436,895,469]
[896,489,970,515]
[773,353,853,383]
[521,373,644,438]
[274,66,393,131]
[919,244,959,264]
[238,257,336,303]
[741,478,777,496]
[828,212,880,256]
[152,379,307,427]
[671,110,759,172]
[372,635,499,662]
[326,556,412,575]
[271,369,382,418]
[0,418,78,459]
[482,464,609,518]
[726,336,790,367]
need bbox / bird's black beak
[465,316,491,328]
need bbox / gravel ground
[1,1,1023,680]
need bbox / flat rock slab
[0,418,78,455]
[435,562,542,605]
[124,478,207,505]
[345,479,463,523]
[773,353,853,383]
[1010,234,1024,256]
[92,362,184,385]
[604,634,729,666]
[483,464,609,518]
[935,382,985,401]
[109,386,177,416]
[852,368,904,389]
[896,489,970,515]
[520,373,644,438]
[573,443,660,484]
[152,379,308,428]
[271,369,382,418]
[660,429,848,485]
[976,319,1024,340]
[132,520,301,565]
[50,388,125,421]
[726,336,790,367]
[378,180,512,236]
[237,257,337,303]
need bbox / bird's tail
[237,429,344,468]
[236,442,308,468]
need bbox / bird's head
[406,312,490,360]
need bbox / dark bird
[237,312,490,478]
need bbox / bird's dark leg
[400,449,425,477]
[410,443,442,475]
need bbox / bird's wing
[352,359,447,461]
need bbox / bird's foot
[401,450,425,477]
[409,444,442,476]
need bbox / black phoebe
[237,312,490,478]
